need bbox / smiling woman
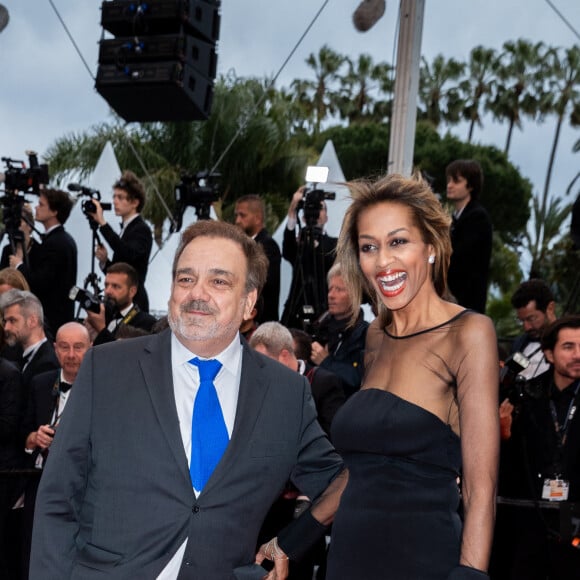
[262,173,501,579]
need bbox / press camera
[69,286,103,314]
[172,170,220,231]
[297,166,335,228]
[500,351,531,403]
[67,183,112,215]
[0,151,49,195]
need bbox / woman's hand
[255,538,289,580]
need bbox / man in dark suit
[20,322,91,580]
[0,341,22,579]
[282,187,337,329]
[445,159,492,314]
[234,194,281,323]
[90,170,153,312]
[83,262,157,346]
[0,289,59,414]
[30,220,343,579]
[12,189,77,335]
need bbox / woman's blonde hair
[337,173,452,326]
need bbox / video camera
[172,170,221,231]
[0,151,49,195]
[297,166,336,228]
[67,183,112,215]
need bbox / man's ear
[129,285,138,301]
[243,289,258,320]
[544,349,554,365]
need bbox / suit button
[192,505,200,513]
[184,561,192,567]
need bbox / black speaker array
[95,0,221,122]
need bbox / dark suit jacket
[92,307,157,346]
[0,358,22,470]
[281,227,337,327]
[21,369,59,452]
[304,363,345,438]
[21,342,59,407]
[30,330,342,579]
[19,226,77,334]
[254,228,281,323]
[447,200,492,314]
[100,215,153,312]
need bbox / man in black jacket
[12,188,77,335]
[494,316,580,579]
[445,159,492,313]
[20,322,91,580]
[89,170,153,312]
[83,262,156,346]
[234,194,281,323]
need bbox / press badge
[542,478,569,501]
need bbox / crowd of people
[0,161,577,579]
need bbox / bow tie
[59,381,73,393]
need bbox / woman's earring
[428,255,435,264]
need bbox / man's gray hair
[327,262,342,283]
[0,289,44,325]
[249,322,294,357]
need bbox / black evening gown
[327,387,463,579]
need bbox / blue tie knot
[189,357,222,383]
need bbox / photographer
[88,170,153,313]
[12,189,77,335]
[493,316,580,579]
[309,263,369,397]
[83,262,156,346]
[510,278,557,380]
[0,203,36,269]
[281,186,337,329]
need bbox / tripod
[281,222,329,330]
[75,215,104,321]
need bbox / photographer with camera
[508,279,557,381]
[492,315,580,579]
[11,189,77,335]
[309,263,369,397]
[0,203,36,270]
[281,185,337,329]
[88,170,153,313]
[83,262,156,346]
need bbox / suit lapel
[200,340,271,496]
[139,330,191,487]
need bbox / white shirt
[518,340,550,380]
[22,338,48,371]
[157,333,243,580]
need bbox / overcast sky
[0,1,579,309]
[0,0,578,197]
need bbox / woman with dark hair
[259,174,499,580]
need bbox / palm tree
[302,45,347,134]
[541,45,580,211]
[460,46,498,142]
[338,53,393,124]
[487,40,551,155]
[418,54,466,128]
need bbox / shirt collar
[121,213,139,229]
[171,332,242,378]
[22,337,47,359]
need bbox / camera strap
[549,380,580,449]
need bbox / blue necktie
[189,357,228,491]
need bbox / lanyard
[549,380,580,448]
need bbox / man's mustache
[180,300,216,315]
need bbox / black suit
[18,226,77,334]
[447,200,492,313]
[0,359,22,578]
[304,363,345,438]
[282,227,337,328]
[20,369,60,580]
[255,228,281,323]
[99,215,153,312]
[92,307,157,346]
